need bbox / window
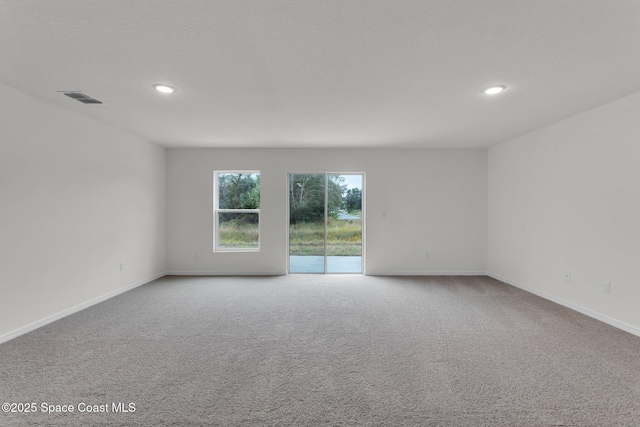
[214,171,260,251]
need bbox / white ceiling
[2,1,640,148]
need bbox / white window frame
[213,170,261,252]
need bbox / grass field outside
[218,221,260,249]
[290,215,362,256]
[218,214,363,255]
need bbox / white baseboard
[487,272,640,338]
[169,270,485,277]
[166,271,286,276]
[366,271,486,276]
[0,272,166,345]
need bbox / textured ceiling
[1,0,640,148]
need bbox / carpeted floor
[1,275,639,426]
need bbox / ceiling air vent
[60,91,104,104]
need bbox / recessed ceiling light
[153,84,176,94]
[482,85,506,95]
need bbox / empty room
[1,1,639,426]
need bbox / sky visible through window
[342,174,362,190]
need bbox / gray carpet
[1,275,639,426]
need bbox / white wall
[488,91,640,335]
[166,148,487,275]
[0,83,166,341]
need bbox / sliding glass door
[327,174,363,273]
[288,173,363,274]
[288,174,326,273]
